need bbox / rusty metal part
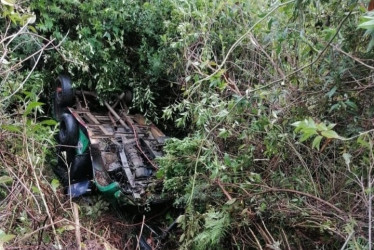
[123,114,159,170]
[112,92,126,109]
[108,112,117,129]
[80,88,89,109]
[104,101,130,130]
[104,101,158,170]
[76,90,97,97]
[124,140,144,168]
[119,148,135,188]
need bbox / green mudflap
[95,182,120,200]
[77,129,90,154]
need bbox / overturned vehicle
[52,75,168,207]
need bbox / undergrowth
[0,1,141,249]
[2,0,374,249]
[156,0,374,249]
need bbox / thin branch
[249,32,285,79]
[25,130,61,248]
[216,179,233,201]
[246,7,355,94]
[73,203,82,250]
[1,39,55,103]
[332,44,374,70]
[187,0,296,96]
[250,187,346,217]
[136,215,146,250]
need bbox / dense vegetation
[1,0,374,249]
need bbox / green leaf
[321,130,341,139]
[216,109,229,118]
[1,0,15,6]
[312,136,323,150]
[28,25,37,33]
[31,186,40,194]
[327,123,336,130]
[24,102,44,116]
[329,103,341,113]
[306,118,316,128]
[218,128,230,139]
[291,121,301,127]
[40,119,58,126]
[323,28,336,41]
[358,19,374,29]
[345,100,358,111]
[357,135,370,148]
[1,125,21,133]
[0,230,15,243]
[225,198,236,206]
[51,179,60,192]
[258,13,266,18]
[343,153,351,167]
[326,86,337,98]
[299,131,315,142]
[179,233,185,242]
[367,36,374,52]
[267,18,273,30]
[176,214,185,224]
[0,176,13,184]
[316,123,328,131]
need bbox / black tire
[56,75,74,107]
[52,91,67,121]
[70,153,92,181]
[59,113,79,146]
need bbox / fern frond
[193,210,230,250]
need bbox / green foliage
[0,2,101,248]
[2,0,374,248]
[292,117,345,150]
[156,0,374,249]
[30,0,180,119]
[193,210,230,250]
[81,197,110,218]
[0,0,36,25]
[358,11,374,51]
[0,229,15,245]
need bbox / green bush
[3,0,374,248]
[157,0,374,248]
[30,0,182,119]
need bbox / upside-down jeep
[52,74,168,207]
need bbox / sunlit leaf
[40,119,58,126]
[0,230,15,243]
[343,153,351,167]
[225,198,236,206]
[1,0,15,6]
[24,102,44,116]
[0,176,13,184]
[321,130,341,139]
[51,179,60,192]
[1,125,21,133]
[358,19,374,29]
[31,186,40,194]
[299,131,315,142]
[218,128,230,139]
[312,136,323,150]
